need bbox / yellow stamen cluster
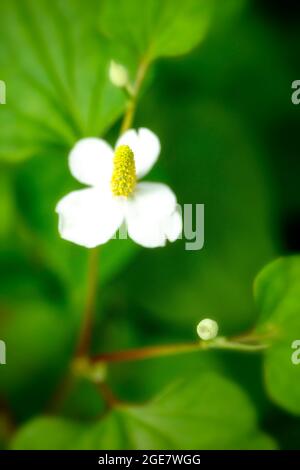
[111,145,136,197]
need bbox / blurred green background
[0,0,300,450]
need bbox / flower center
[111,145,136,197]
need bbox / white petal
[68,138,114,187]
[128,182,177,217]
[164,208,183,242]
[116,128,160,178]
[56,188,124,248]
[125,182,180,248]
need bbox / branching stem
[91,335,269,365]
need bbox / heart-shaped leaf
[254,256,300,415]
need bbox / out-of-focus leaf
[0,0,141,302]
[0,172,15,239]
[0,300,73,418]
[12,374,276,450]
[60,378,105,420]
[11,417,85,450]
[109,349,224,403]
[99,0,213,63]
[81,373,275,450]
[254,256,300,415]
[0,0,125,163]
[238,432,277,450]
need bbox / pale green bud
[197,318,219,341]
[109,60,129,88]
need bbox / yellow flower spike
[111,145,136,197]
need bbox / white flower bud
[109,60,129,88]
[197,318,219,341]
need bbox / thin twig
[91,336,268,365]
[91,341,206,363]
[120,54,150,133]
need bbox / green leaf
[61,378,105,420]
[237,432,277,451]
[11,417,85,450]
[254,256,300,415]
[0,300,73,418]
[81,373,275,450]
[0,0,125,163]
[12,374,276,450]
[99,0,213,63]
[0,0,139,297]
[0,172,15,239]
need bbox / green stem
[92,342,206,363]
[75,247,100,357]
[120,54,150,134]
[91,336,268,365]
[211,337,268,352]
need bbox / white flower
[56,128,182,249]
[196,319,219,341]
